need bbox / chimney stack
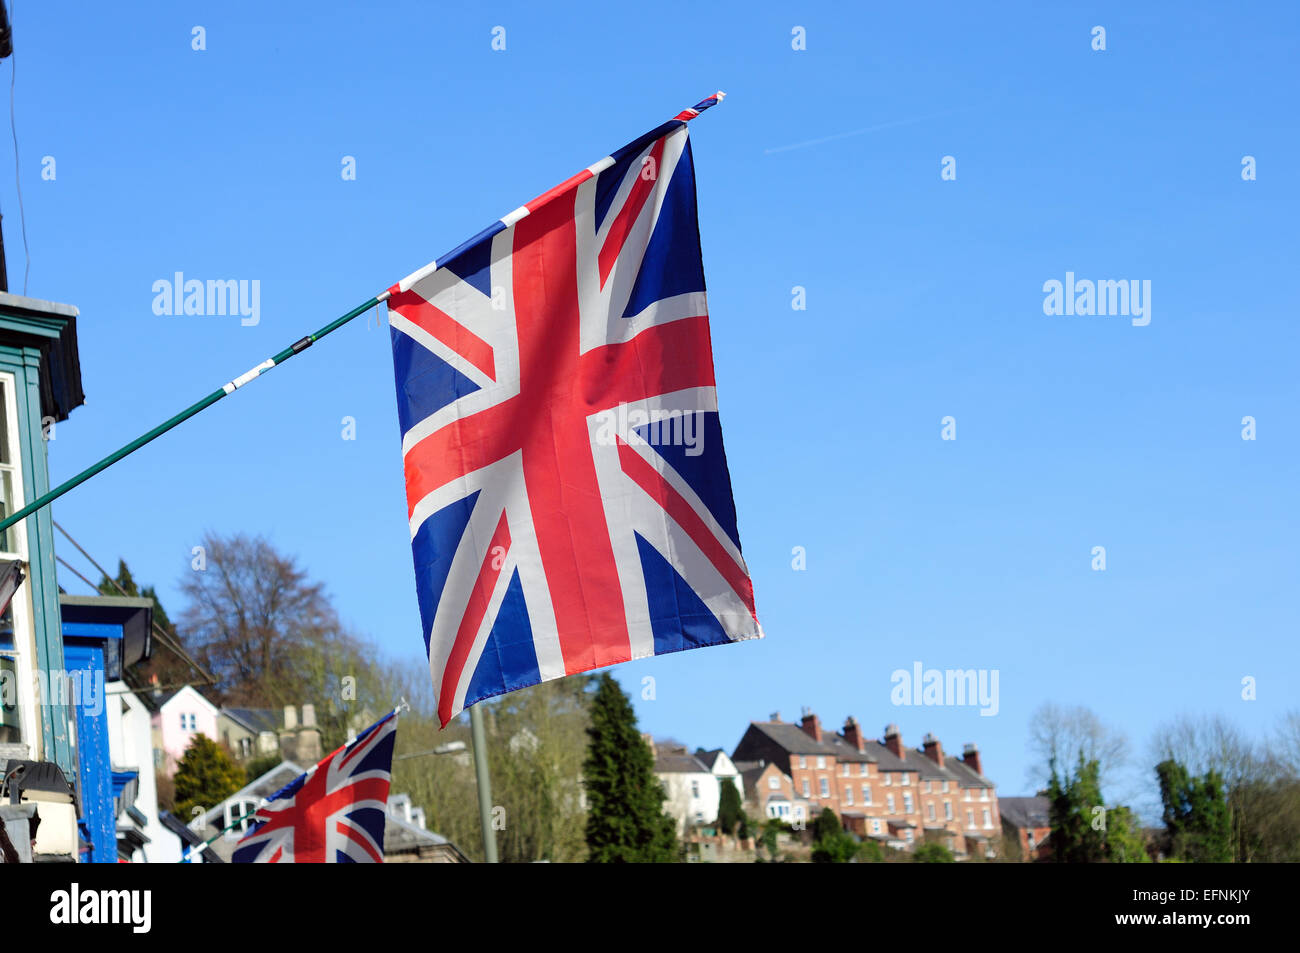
[800,708,822,743]
[296,701,322,764]
[922,733,945,768]
[842,717,865,752]
[884,723,904,761]
[961,743,983,776]
[769,711,781,722]
[642,732,657,760]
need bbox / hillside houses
[730,710,1001,858]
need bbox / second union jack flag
[387,94,759,726]
[231,712,397,863]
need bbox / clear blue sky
[10,1,1297,812]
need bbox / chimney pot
[884,724,904,760]
[842,717,865,752]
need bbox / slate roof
[655,752,710,774]
[945,755,994,789]
[746,721,840,756]
[695,748,731,771]
[222,707,279,734]
[384,809,469,861]
[822,733,874,763]
[999,796,1051,829]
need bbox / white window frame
[860,763,869,777]
[0,373,36,755]
[819,777,829,798]
[944,801,953,820]
[862,784,871,805]
[903,793,914,814]
[844,786,853,806]
[886,794,895,814]
[768,775,779,791]
[224,797,261,838]
[816,756,825,770]
[901,773,911,786]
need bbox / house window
[768,775,780,791]
[799,756,807,769]
[886,794,895,814]
[941,780,949,793]
[0,376,27,558]
[882,773,892,786]
[819,778,829,798]
[862,784,872,805]
[690,780,699,798]
[901,773,911,786]
[802,779,810,798]
[860,764,869,777]
[871,819,881,834]
[964,789,972,801]
[903,793,914,814]
[1028,832,1037,850]
[966,810,974,828]
[844,787,853,806]
[904,829,913,844]
[224,798,261,838]
[816,756,825,770]
[841,763,849,777]
[983,809,992,829]
[695,811,704,824]
[944,802,953,820]
[0,376,33,749]
[923,780,931,793]
[980,788,989,801]
[927,803,935,821]
[239,737,252,758]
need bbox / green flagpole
[0,293,386,535]
[470,703,499,863]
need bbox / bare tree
[1027,702,1128,791]
[1149,712,1257,786]
[180,532,355,707]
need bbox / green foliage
[855,838,885,862]
[810,808,857,863]
[812,806,841,842]
[717,776,744,836]
[1047,754,1108,863]
[1047,753,1148,862]
[1157,760,1232,863]
[391,677,592,863]
[1105,805,1152,863]
[583,674,678,862]
[172,734,245,822]
[243,753,281,784]
[913,841,955,863]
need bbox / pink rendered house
[149,685,219,772]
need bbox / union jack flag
[231,712,397,863]
[387,94,760,726]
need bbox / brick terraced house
[731,710,1001,858]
